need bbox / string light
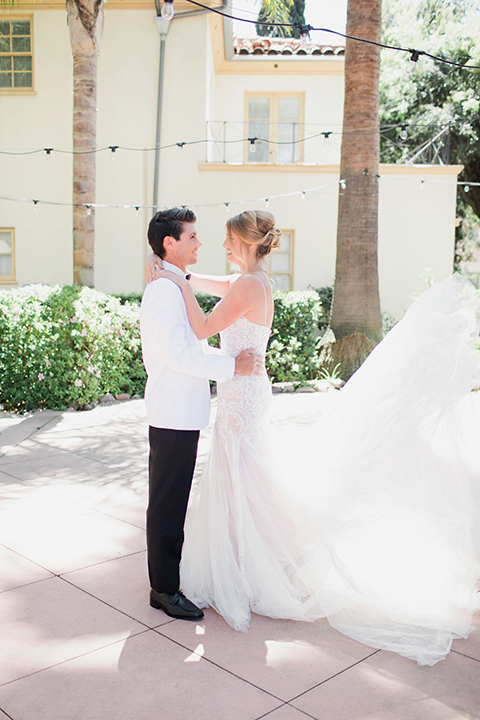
[265,199,269,207]
[44,148,53,155]
[177,142,186,151]
[183,0,480,71]
[1,177,477,214]
[400,125,408,140]
[406,50,422,75]
[86,205,92,215]
[301,191,306,199]
[161,0,174,20]
[1,119,471,157]
[298,24,312,51]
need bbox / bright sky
[232,0,347,43]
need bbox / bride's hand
[156,268,186,288]
[145,253,163,283]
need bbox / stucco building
[0,0,461,317]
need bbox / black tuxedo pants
[147,426,200,594]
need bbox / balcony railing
[205,121,451,166]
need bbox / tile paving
[0,396,479,720]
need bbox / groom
[140,207,261,621]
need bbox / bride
[148,209,480,667]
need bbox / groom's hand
[234,350,264,376]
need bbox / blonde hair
[226,210,282,261]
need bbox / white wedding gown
[180,274,480,666]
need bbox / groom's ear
[163,235,176,252]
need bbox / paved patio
[0,394,479,720]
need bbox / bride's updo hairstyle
[226,211,282,262]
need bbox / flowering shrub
[0,285,323,412]
[0,285,145,412]
[267,291,322,385]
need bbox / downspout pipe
[152,12,171,213]
[151,1,227,212]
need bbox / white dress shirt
[140,261,235,430]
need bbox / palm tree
[0,0,103,287]
[330,0,383,345]
[255,0,294,38]
[67,0,104,287]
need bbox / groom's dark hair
[148,208,197,258]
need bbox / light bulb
[161,1,174,20]
[340,180,346,190]
[86,206,92,215]
[249,140,256,154]
[464,185,470,193]
[301,191,306,200]
[225,203,229,212]
[420,180,425,190]
[400,125,408,141]
[406,50,420,75]
[299,32,310,51]
[265,199,269,208]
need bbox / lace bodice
[216,316,271,442]
[220,316,270,356]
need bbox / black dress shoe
[150,589,204,621]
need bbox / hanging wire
[183,0,480,70]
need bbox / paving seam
[451,649,480,663]
[255,700,319,720]
[58,548,147,576]
[58,575,161,630]
[0,628,151,688]
[0,706,15,719]
[92,506,146,532]
[0,542,57,582]
[285,648,381,705]
[0,415,60,460]
[59,574,180,632]
[153,626,286,703]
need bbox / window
[0,17,33,91]
[267,230,294,291]
[0,228,16,282]
[226,229,294,291]
[246,93,304,163]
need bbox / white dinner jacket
[140,261,235,430]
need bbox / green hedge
[0,285,322,412]
[0,285,145,412]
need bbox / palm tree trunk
[330,0,383,344]
[66,0,104,287]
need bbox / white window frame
[244,92,305,164]
[0,228,16,283]
[0,15,34,94]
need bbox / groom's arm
[141,280,235,382]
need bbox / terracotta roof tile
[233,37,345,57]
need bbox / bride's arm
[158,271,256,340]
[189,272,240,298]
[145,253,239,297]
